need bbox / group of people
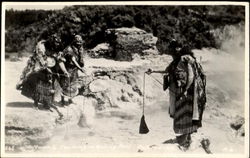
[16,34,86,110]
[15,34,207,152]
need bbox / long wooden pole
[151,70,168,74]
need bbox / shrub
[5,5,245,55]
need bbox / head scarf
[73,35,84,45]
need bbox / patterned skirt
[35,80,54,105]
[21,69,53,105]
[173,94,198,135]
[58,68,79,97]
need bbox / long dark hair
[45,34,63,51]
[180,44,195,59]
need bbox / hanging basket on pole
[139,72,149,134]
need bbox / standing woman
[16,34,65,110]
[147,39,203,150]
[59,35,87,104]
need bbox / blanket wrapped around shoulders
[166,55,204,134]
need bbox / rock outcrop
[230,115,245,136]
[81,65,144,111]
[105,27,159,61]
[89,43,113,58]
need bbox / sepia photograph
[1,1,249,157]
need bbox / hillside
[5,5,245,55]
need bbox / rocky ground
[3,45,246,157]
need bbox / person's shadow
[163,138,178,144]
[6,101,63,119]
[6,102,34,108]
[6,102,52,112]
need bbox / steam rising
[194,24,245,103]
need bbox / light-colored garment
[182,55,199,120]
[192,78,199,120]
[34,40,47,67]
[19,40,47,80]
